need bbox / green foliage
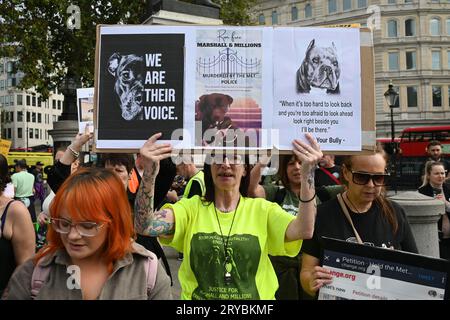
[0,0,255,99]
[0,0,146,99]
[217,0,257,26]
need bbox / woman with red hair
[3,167,171,300]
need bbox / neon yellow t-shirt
[160,195,302,300]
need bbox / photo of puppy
[196,93,238,146]
[107,53,144,121]
[296,39,340,94]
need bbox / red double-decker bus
[376,137,400,155]
[394,126,450,189]
[399,126,450,157]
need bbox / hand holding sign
[139,133,173,177]
[302,264,333,296]
[73,125,93,151]
[292,133,323,175]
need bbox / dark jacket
[418,183,450,199]
[418,183,450,238]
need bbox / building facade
[0,58,63,149]
[252,0,450,138]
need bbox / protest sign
[318,237,450,300]
[93,25,374,153]
[194,27,272,149]
[95,26,186,149]
[0,139,12,156]
[77,88,94,133]
[273,27,361,151]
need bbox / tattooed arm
[134,133,175,238]
[285,134,322,241]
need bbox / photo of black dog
[296,39,340,94]
[197,93,239,146]
[107,53,144,121]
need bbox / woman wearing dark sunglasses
[3,168,171,300]
[134,132,322,300]
[300,147,418,298]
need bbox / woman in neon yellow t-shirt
[135,133,322,300]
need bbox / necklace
[344,192,367,214]
[344,192,361,214]
[213,196,240,285]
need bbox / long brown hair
[34,168,134,272]
[341,146,398,234]
[203,153,251,204]
[278,155,296,190]
[0,154,11,193]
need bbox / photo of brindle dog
[196,93,240,146]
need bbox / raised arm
[248,155,271,198]
[285,133,322,241]
[134,133,175,238]
[48,126,92,193]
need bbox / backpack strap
[144,251,158,292]
[30,262,51,299]
[274,187,287,206]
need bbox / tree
[0,1,147,103]
[217,0,257,26]
[181,0,257,25]
[0,0,255,112]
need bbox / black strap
[274,187,287,206]
[1,200,15,235]
[159,251,173,286]
[318,167,341,185]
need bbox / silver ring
[304,151,309,155]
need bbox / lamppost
[26,128,29,152]
[384,80,399,192]
[59,76,79,121]
[49,75,80,158]
[24,109,29,152]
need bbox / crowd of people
[0,132,449,300]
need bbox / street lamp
[384,80,399,192]
[59,75,79,121]
[384,80,399,143]
[26,128,29,152]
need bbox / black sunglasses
[350,171,390,186]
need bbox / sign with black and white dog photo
[97,29,184,144]
[94,25,375,153]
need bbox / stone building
[0,58,63,149]
[252,0,450,138]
